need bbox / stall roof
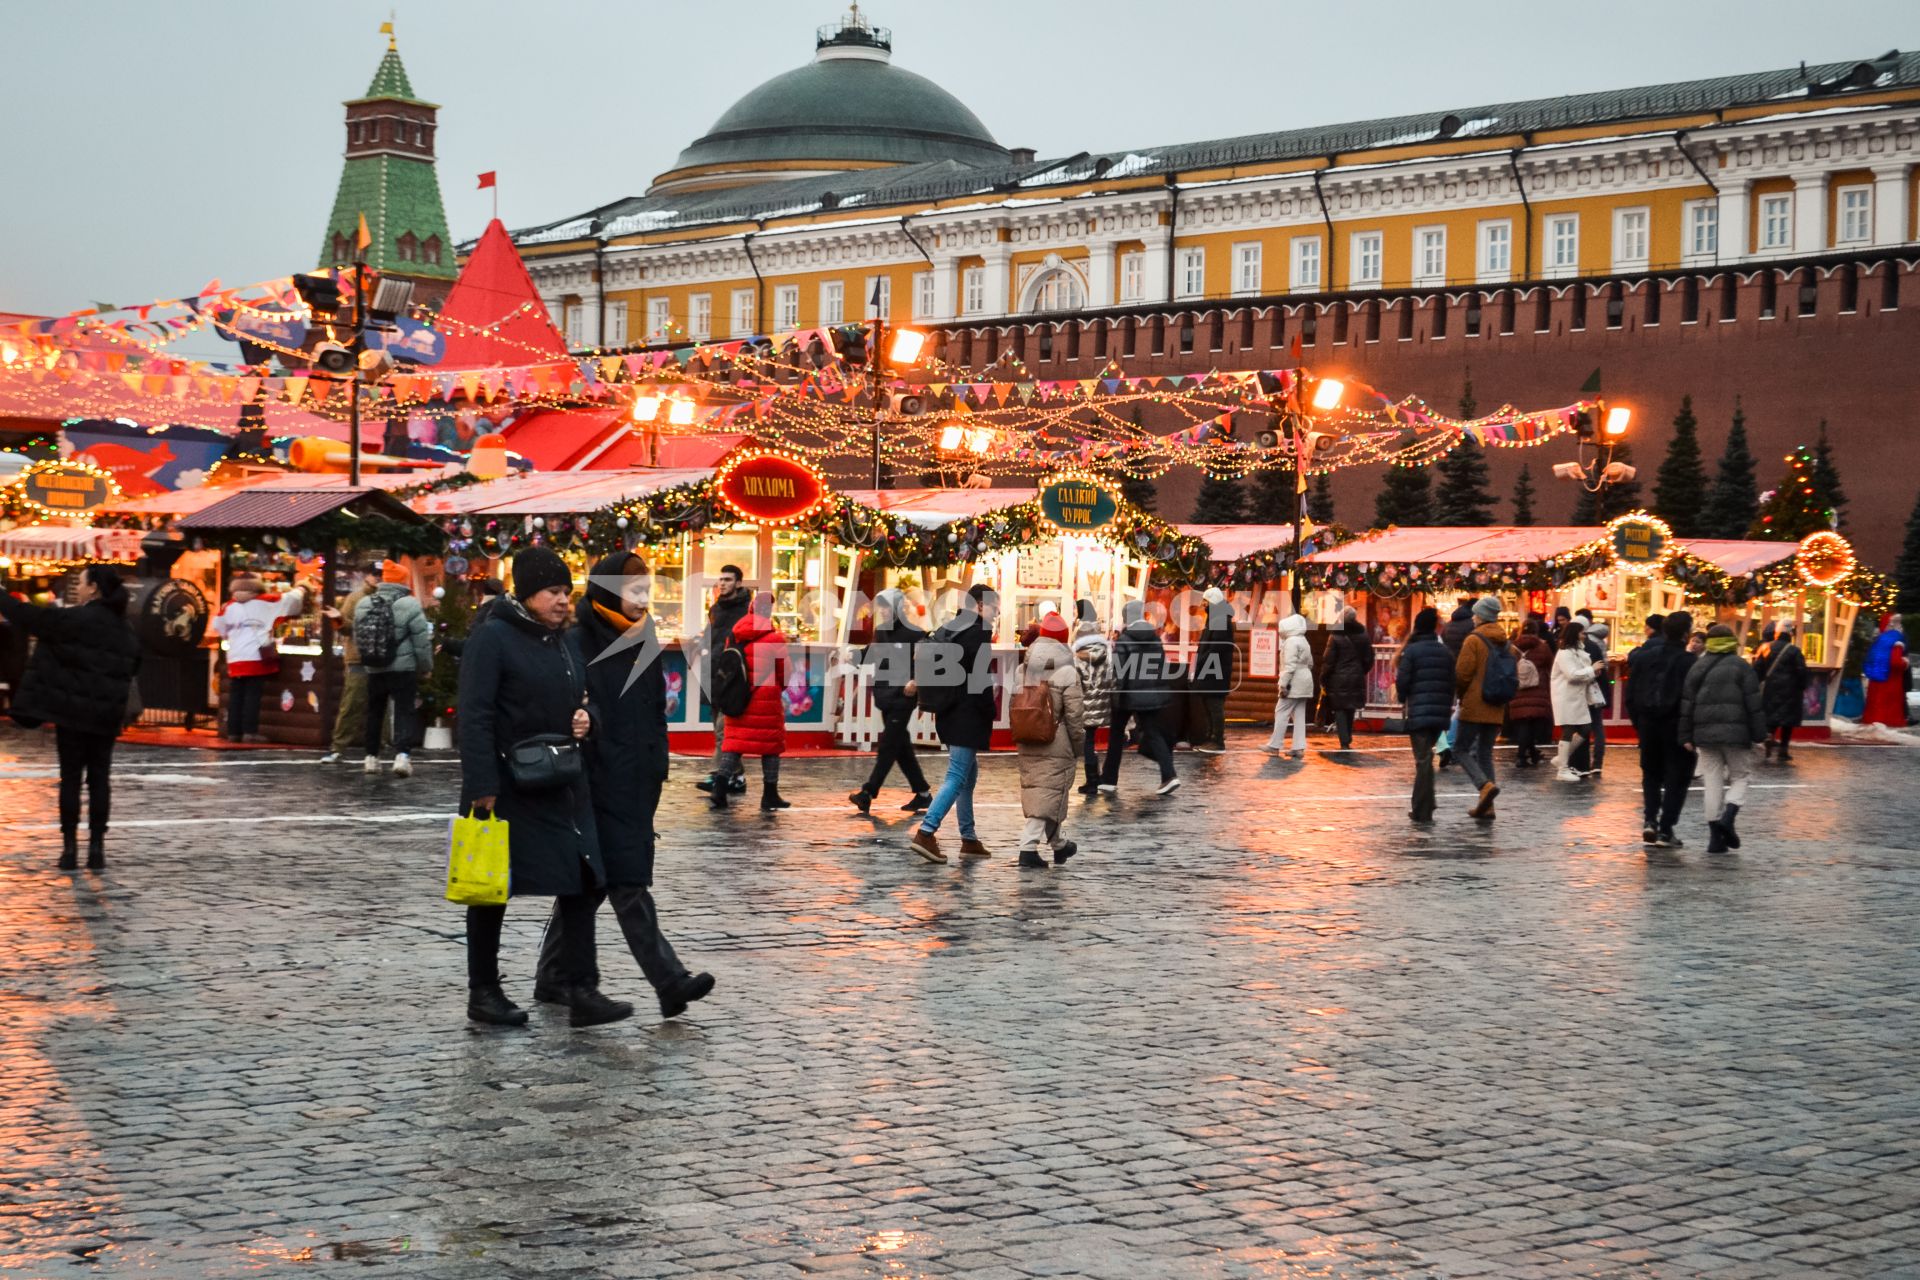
[178,486,422,530]
[838,488,1040,528]
[103,468,447,516]
[0,524,145,563]
[1680,539,1800,576]
[1301,526,1599,565]
[414,468,713,516]
[1178,524,1294,560]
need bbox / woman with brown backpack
[1011,612,1085,869]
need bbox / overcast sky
[2,0,1913,317]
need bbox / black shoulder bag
[506,636,588,791]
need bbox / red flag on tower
[477,172,497,189]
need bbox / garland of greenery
[215,511,446,558]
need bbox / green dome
[652,13,1007,193]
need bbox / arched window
[1026,267,1086,314]
[331,233,353,264]
[396,232,418,263]
[422,236,442,266]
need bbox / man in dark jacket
[1396,607,1454,823]
[1319,607,1375,750]
[1625,615,1664,731]
[1632,610,1697,848]
[1679,623,1766,853]
[1437,597,1478,766]
[1190,588,1236,754]
[699,565,753,795]
[533,553,715,1020]
[1757,622,1809,761]
[910,585,999,864]
[1101,599,1180,795]
[852,587,932,813]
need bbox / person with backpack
[1318,606,1374,751]
[1550,621,1602,781]
[910,585,998,863]
[1451,595,1513,819]
[1072,608,1115,794]
[1012,612,1085,869]
[849,588,932,815]
[1262,613,1314,758]
[1190,588,1235,754]
[1436,597,1478,766]
[1758,622,1809,761]
[358,561,433,778]
[1507,620,1554,767]
[708,591,790,812]
[698,565,753,797]
[1679,623,1766,853]
[0,565,141,870]
[1395,607,1454,824]
[1100,599,1179,795]
[319,566,385,764]
[1568,613,1613,776]
[1632,610,1698,847]
[211,574,307,742]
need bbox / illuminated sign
[1607,513,1672,577]
[16,460,119,516]
[1796,530,1853,588]
[1038,473,1118,534]
[713,450,829,526]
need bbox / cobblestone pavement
[2,725,1917,1279]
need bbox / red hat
[1038,612,1070,642]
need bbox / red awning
[436,219,570,369]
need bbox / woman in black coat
[1318,608,1375,750]
[456,547,628,1029]
[1758,622,1809,760]
[1189,589,1236,753]
[532,554,714,1019]
[0,566,141,870]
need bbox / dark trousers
[1083,730,1103,788]
[1102,704,1175,784]
[1774,724,1796,754]
[56,726,115,835]
[227,674,264,739]
[365,670,419,756]
[1200,695,1227,750]
[1638,719,1694,830]
[1453,719,1498,790]
[861,706,929,797]
[538,884,688,993]
[1512,716,1550,764]
[1331,707,1356,749]
[466,890,596,990]
[1408,727,1440,821]
[1570,708,1608,772]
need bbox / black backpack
[353,592,400,668]
[710,638,753,718]
[1477,635,1520,705]
[914,637,966,715]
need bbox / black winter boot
[760,786,792,811]
[1721,803,1742,849]
[86,832,105,871]
[849,789,872,814]
[565,985,634,1028]
[1706,819,1729,853]
[659,971,715,1019]
[709,783,728,809]
[1017,849,1049,869]
[467,984,529,1026]
[58,831,78,871]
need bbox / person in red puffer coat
[1507,620,1555,767]
[714,592,792,812]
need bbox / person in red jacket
[712,592,792,812]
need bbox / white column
[1139,241,1171,304]
[1085,241,1116,308]
[980,244,1012,318]
[930,255,957,321]
[1716,178,1750,261]
[1873,163,1911,246]
[1793,173,1827,256]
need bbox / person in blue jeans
[910,585,999,864]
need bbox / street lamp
[1555,400,1635,496]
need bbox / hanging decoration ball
[947,532,959,544]
[532,516,546,529]
[616,516,630,530]
[432,586,446,600]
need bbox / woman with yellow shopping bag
[454,547,630,1029]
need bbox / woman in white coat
[1263,614,1314,758]
[1549,620,1600,781]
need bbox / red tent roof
[499,406,750,471]
[436,219,569,369]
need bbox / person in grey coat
[1015,613,1086,868]
[361,562,433,777]
[1679,623,1766,853]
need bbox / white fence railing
[832,651,1015,748]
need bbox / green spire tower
[318,26,456,300]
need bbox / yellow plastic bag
[446,809,510,906]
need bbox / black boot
[1706,819,1728,853]
[902,792,931,812]
[760,787,792,811]
[1051,840,1078,866]
[849,789,872,814]
[710,783,728,809]
[1721,803,1742,849]
[58,831,78,872]
[660,971,715,1019]
[696,773,717,793]
[1017,849,1050,870]
[86,832,105,871]
[565,985,634,1029]
[467,984,529,1026]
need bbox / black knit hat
[511,547,572,602]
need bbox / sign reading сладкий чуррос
[1038,473,1118,534]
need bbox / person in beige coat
[1016,614,1086,870]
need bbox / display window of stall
[221,550,323,652]
[771,530,826,642]
[641,534,690,643]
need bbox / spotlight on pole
[938,422,965,452]
[1604,405,1631,437]
[668,398,696,426]
[1310,377,1345,412]
[965,427,994,455]
[1551,461,1586,480]
[888,328,926,366]
[632,394,661,423]
[1601,461,1637,483]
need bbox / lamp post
[349,257,366,487]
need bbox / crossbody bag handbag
[505,639,589,791]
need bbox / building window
[1546,214,1579,274]
[1232,243,1263,295]
[1760,194,1793,250]
[961,267,985,315]
[730,288,756,336]
[1351,232,1382,287]
[819,280,844,325]
[912,271,934,320]
[1613,207,1650,268]
[1177,248,1205,299]
[420,236,441,265]
[689,293,711,341]
[395,232,417,263]
[646,297,672,342]
[563,303,584,348]
[1839,186,1872,244]
[1119,251,1145,303]
[548,301,565,331]
[773,285,799,331]
[350,122,363,144]
[1685,201,1718,257]
[1413,228,1446,285]
[1030,268,1084,313]
[865,275,890,321]
[1477,220,1512,280]
[1289,237,1320,292]
[604,301,628,347]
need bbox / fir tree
[1119,473,1158,513]
[1247,463,1298,525]
[1651,395,1709,536]
[1191,470,1247,523]
[1702,403,1760,538]
[1511,463,1537,526]
[1373,463,1433,527]
[1433,438,1498,526]
[1571,442,1642,523]
[1308,472,1336,525]
[1749,444,1836,540]
[1809,420,1848,530]
[1896,489,1920,614]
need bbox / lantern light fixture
[668,398,696,426]
[888,328,926,366]
[632,393,661,423]
[1310,377,1345,412]
[1604,406,1631,437]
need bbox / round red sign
[714,451,829,525]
